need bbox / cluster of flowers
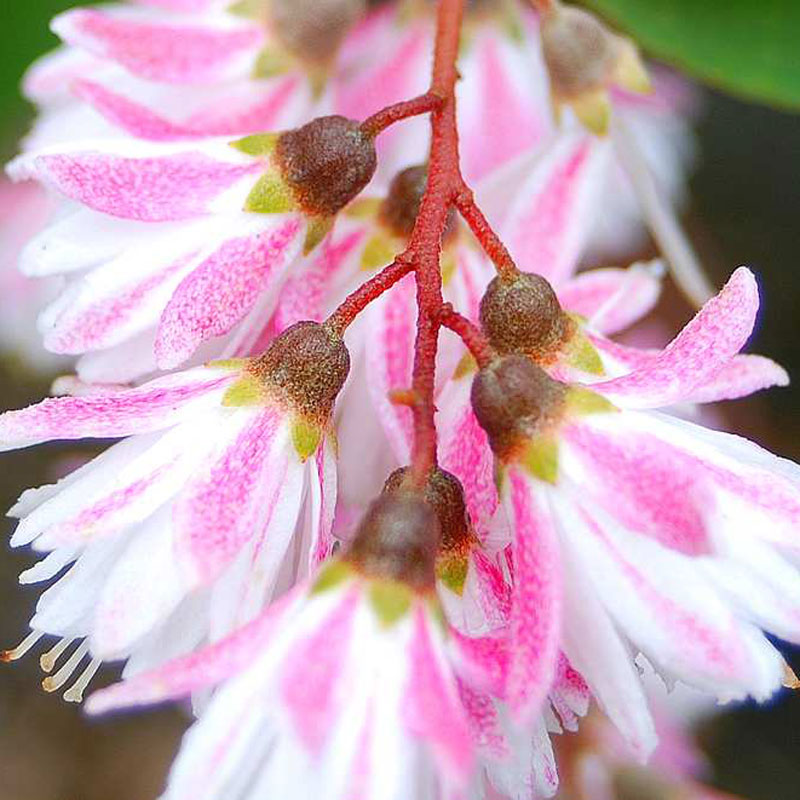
[0,1,797,799]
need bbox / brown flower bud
[383,466,471,554]
[270,0,366,66]
[479,272,572,363]
[345,492,441,590]
[471,354,566,458]
[250,321,350,421]
[275,115,377,217]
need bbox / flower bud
[250,321,351,421]
[540,2,650,134]
[379,165,428,239]
[479,271,572,363]
[275,115,377,217]
[471,354,566,459]
[270,0,366,67]
[345,492,441,591]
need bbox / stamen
[42,640,89,693]
[612,115,715,308]
[1,630,44,662]
[40,637,75,673]
[63,658,102,703]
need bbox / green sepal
[252,47,294,80]
[291,418,323,462]
[440,249,457,286]
[228,0,263,18]
[311,559,353,594]
[231,132,280,158]
[304,217,335,254]
[360,232,399,271]
[520,435,559,484]
[437,553,469,595]
[222,374,265,407]
[368,579,413,627]
[565,386,618,417]
[563,321,605,375]
[344,197,382,219]
[207,357,249,371]
[453,352,477,380]
[244,170,297,214]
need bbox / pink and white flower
[0,322,347,700]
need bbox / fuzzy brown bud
[345,493,440,590]
[270,0,366,66]
[479,272,571,362]
[471,354,566,458]
[383,466,471,553]
[276,115,377,217]
[250,321,350,420]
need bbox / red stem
[360,92,444,138]
[438,304,494,368]
[454,189,518,280]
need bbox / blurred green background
[0,2,798,799]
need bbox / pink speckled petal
[558,262,663,335]
[309,438,338,569]
[501,134,608,287]
[281,588,359,754]
[155,217,303,368]
[0,368,234,451]
[549,653,590,732]
[404,607,473,785]
[86,588,301,713]
[458,29,547,183]
[683,354,789,403]
[173,408,287,585]
[437,377,498,538]
[450,628,509,697]
[10,148,259,222]
[504,472,562,722]
[365,273,416,462]
[593,268,760,408]
[132,0,228,10]
[52,9,263,85]
[457,681,508,760]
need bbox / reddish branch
[329,0,520,485]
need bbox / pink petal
[53,9,263,85]
[309,438,338,569]
[550,653,590,731]
[155,217,303,368]
[404,608,474,785]
[683,354,789,403]
[280,588,360,754]
[501,134,607,287]
[593,268,760,408]
[86,588,300,713]
[457,681,508,759]
[132,0,227,10]
[0,369,234,451]
[504,472,562,721]
[450,629,509,697]
[365,273,416,462]
[458,30,546,183]
[558,263,663,335]
[173,408,287,585]
[12,150,259,222]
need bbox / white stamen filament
[63,658,102,703]
[40,637,75,673]
[612,114,715,308]
[42,640,89,693]
[1,629,44,662]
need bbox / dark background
[0,2,798,798]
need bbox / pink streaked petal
[458,31,546,183]
[403,608,474,784]
[592,268,760,408]
[563,422,715,556]
[501,134,608,287]
[457,681,509,759]
[550,652,590,731]
[365,273,416,462]
[281,588,360,754]
[132,0,227,11]
[505,473,562,721]
[450,628,509,697]
[23,46,104,103]
[155,217,303,368]
[173,408,285,585]
[470,549,512,629]
[11,149,259,222]
[438,378,498,537]
[74,77,302,141]
[52,9,263,85]
[309,438,338,569]
[558,262,664,335]
[0,369,234,451]
[683,354,789,404]
[86,588,301,713]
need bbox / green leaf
[583,0,800,110]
